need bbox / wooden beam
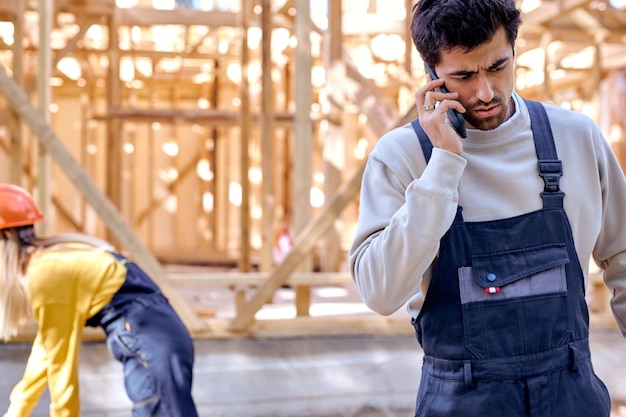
[229,161,365,331]
[105,10,123,244]
[54,18,98,64]
[319,0,344,273]
[241,316,413,339]
[589,41,602,121]
[168,271,353,287]
[259,0,275,273]
[134,154,202,225]
[52,194,84,231]
[272,0,294,14]
[238,2,253,274]
[0,0,115,15]
[522,0,591,26]
[117,7,238,27]
[292,0,314,317]
[344,57,399,135]
[0,64,208,335]
[541,30,552,102]
[64,47,239,61]
[95,108,298,125]
[37,0,53,235]
[269,0,295,30]
[9,0,24,185]
[12,313,415,342]
[54,0,115,16]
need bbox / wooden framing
[0,64,208,333]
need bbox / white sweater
[349,92,626,338]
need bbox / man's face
[435,27,516,131]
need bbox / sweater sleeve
[349,146,466,316]
[7,334,49,417]
[34,304,84,417]
[6,305,96,417]
[590,130,626,338]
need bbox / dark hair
[410,0,522,66]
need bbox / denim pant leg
[104,294,198,417]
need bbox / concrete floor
[1,328,625,417]
[2,268,625,416]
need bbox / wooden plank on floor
[167,271,353,286]
[9,314,414,343]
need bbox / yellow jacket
[8,246,125,417]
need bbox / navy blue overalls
[409,100,611,417]
[87,253,198,417]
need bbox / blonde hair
[0,229,33,341]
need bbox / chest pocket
[459,243,572,358]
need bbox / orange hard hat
[0,183,44,230]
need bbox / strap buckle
[538,160,562,192]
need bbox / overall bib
[409,100,611,417]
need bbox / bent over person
[0,183,198,417]
[350,0,626,416]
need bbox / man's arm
[350,144,466,316]
[591,133,626,338]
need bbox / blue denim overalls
[409,100,611,417]
[87,253,198,417]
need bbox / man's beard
[463,97,511,131]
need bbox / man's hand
[415,77,466,155]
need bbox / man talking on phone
[349,0,626,416]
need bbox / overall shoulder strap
[524,99,564,208]
[410,118,434,163]
[410,118,463,221]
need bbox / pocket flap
[471,243,569,288]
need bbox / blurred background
[0,0,625,415]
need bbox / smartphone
[424,63,467,138]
